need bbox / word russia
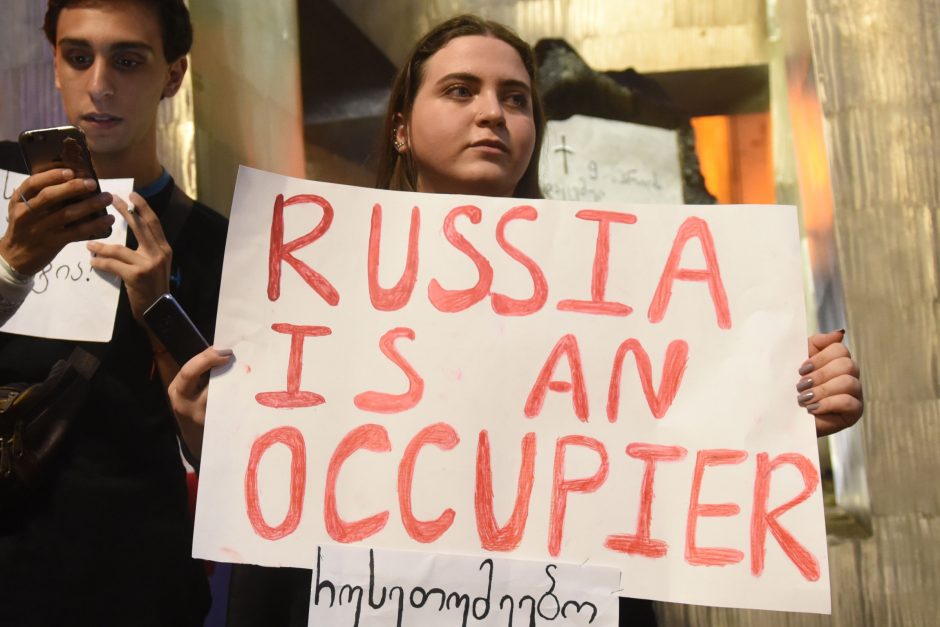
[268,194,730,325]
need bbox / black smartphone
[17,125,111,235]
[143,294,210,367]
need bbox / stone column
[189,0,306,215]
[806,0,940,622]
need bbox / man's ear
[162,56,188,99]
[393,112,408,152]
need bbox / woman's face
[399,35,536,198]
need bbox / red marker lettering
[367,204,420,311]
[428,205,493,312]
[648,216,731,328]
[607,339,689,421]
[524,334,589,422]
[491,206,548,316]
[267,193,339,305]
[475,430,536,551]
[324,424,391,543]
[353,327,424,413]
[255,324,331,408]
[605,443,686,557]
[685,449,747,566]
[244,427,306,540]
[398,423,459,543]
[751,452,821,580]
[557,210,636,317]
[549,435,608,556]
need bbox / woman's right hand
[168,346,233,460]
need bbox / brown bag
[0,347,99,497]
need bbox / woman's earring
[393,130,406,153]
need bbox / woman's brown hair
[375,14,545,199]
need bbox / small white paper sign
[309,545,620,627]
[1,168,131,342]
[539,115,682,204]
[195,167,831,614]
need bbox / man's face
[53,1,186,157]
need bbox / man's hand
[799,330,864,437]
[0,168,115,275]
[87,192,171,324]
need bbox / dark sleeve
[172,201,229,343]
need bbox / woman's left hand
[798,330,864,437]
[87,192,172,325]
[168,346,234,460]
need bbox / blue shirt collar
[135,168,172,199]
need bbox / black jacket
[0,140,227,626]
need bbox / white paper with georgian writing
[539,116,683,204]
[0,168,131,342]
[194,166,830,614]
[308,545,620,626]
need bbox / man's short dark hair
[44,0,193,62]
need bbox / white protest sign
[194,166,830,614]
[1,168,131,342]
[539,116,683,204]
[309,545,620,626]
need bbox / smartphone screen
[143,294,210,367]
[18,125,109,233]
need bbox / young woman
[171,15,863,625]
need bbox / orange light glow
[787,55,834,236]
[691,113,775,205]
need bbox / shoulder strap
[68,345,102,378]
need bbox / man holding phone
[0,151,114,322]
[0,1,226,624]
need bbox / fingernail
[798,391,815,404]
[799,361,814,375]
[805,402,821,413]
[100,192,112,204]
[84,178,97,190]
[62,169,74,180]
[215,348,234,357]
[838,328,846,335]
[797,377,813,392]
